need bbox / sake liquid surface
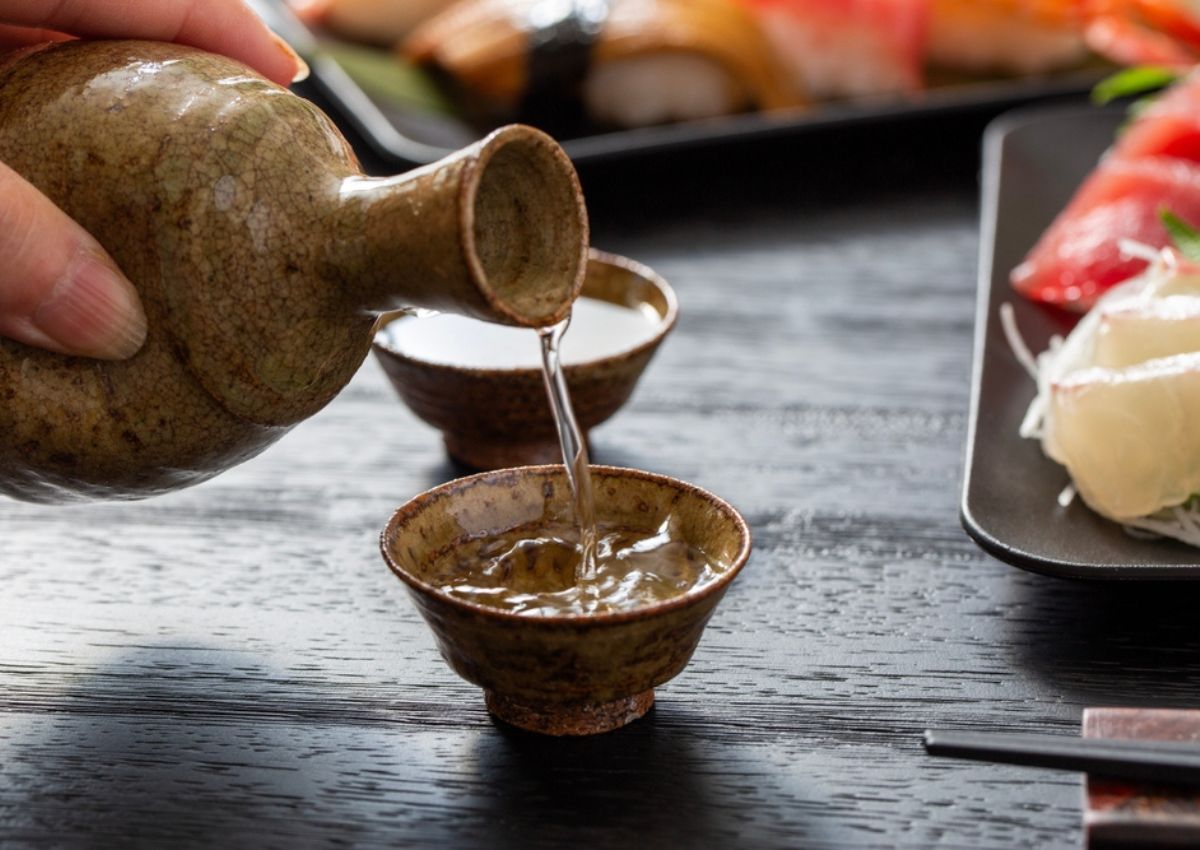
[429,519,730,616]
[378,296,660,368]
[411,292,703,613]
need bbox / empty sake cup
[372,250,677,470]
[380,465,751,736]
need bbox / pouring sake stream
[0,39,588,502]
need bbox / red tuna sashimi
[1012,156,1200,309]
[1112,72,1200,162]
[740,0,928,99]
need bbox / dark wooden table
[5,104,1200,850]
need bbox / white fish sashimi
[1046,351,1200,520]
[1014,247,1200,540]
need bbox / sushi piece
[927,0,1200,78]
[294,0,458,46]
[402,0,803,129]
[927,0,1088,76]
[1130,0,1200,52]
[739,0,928,99]
[1083,0,1200,68]
[1012,156,1200,309]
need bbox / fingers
[0,0,306,86]
[0,162,146,360]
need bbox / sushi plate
[961,104,1200,580]
[251,0,1108,169]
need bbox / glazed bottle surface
[0,40,588,502]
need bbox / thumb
[0,161,146,360]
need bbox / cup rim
[371,249,679,378]
[380,464,752,626]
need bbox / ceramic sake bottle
[0,40,588,502]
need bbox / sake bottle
[0,40,588,502]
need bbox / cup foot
[484,689,654,736]
[444,432,590,471]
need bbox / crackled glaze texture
[0,40,587,502]
[380,466,752,735]
[373,251,677,469]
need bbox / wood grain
[5,110,1200,849]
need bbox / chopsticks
[924,730,1200,786]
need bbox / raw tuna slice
[1012,156,1200,309]
[1112,72,1200,162]
[740,0,928,99]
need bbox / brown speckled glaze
[373,251,677,470]
[380,465,752,735]
[0,40,587,502]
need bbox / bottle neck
[326,126,589,328]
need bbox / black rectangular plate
[961,105,1200,580]
[251,0,1106,168]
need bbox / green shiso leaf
[1161,209,1200,262]
[1092,66,1180,105]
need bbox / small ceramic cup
[372,250,678,470]
[380,465,751,735]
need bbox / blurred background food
[306,0,458,46]
[290,0,1200,136]
[402,0,801,129]
[927,0,1087,75]
[744,0,926,99]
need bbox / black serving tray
[251,0,1107,169]
[961,104,1200,580]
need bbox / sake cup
[372,250,677,470]
[380,465,751,736]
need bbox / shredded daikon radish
[1117,238,1164,265]
[999,302,1038,380]
[1124,504,1200,548]
[1004,244,1200,548]
[999,302,1057,440]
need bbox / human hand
[0,0,308,360]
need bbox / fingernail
[271,32,310,83]
[34,251,147,360]
[292,53,311,84]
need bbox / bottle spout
[336,125,589,328]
